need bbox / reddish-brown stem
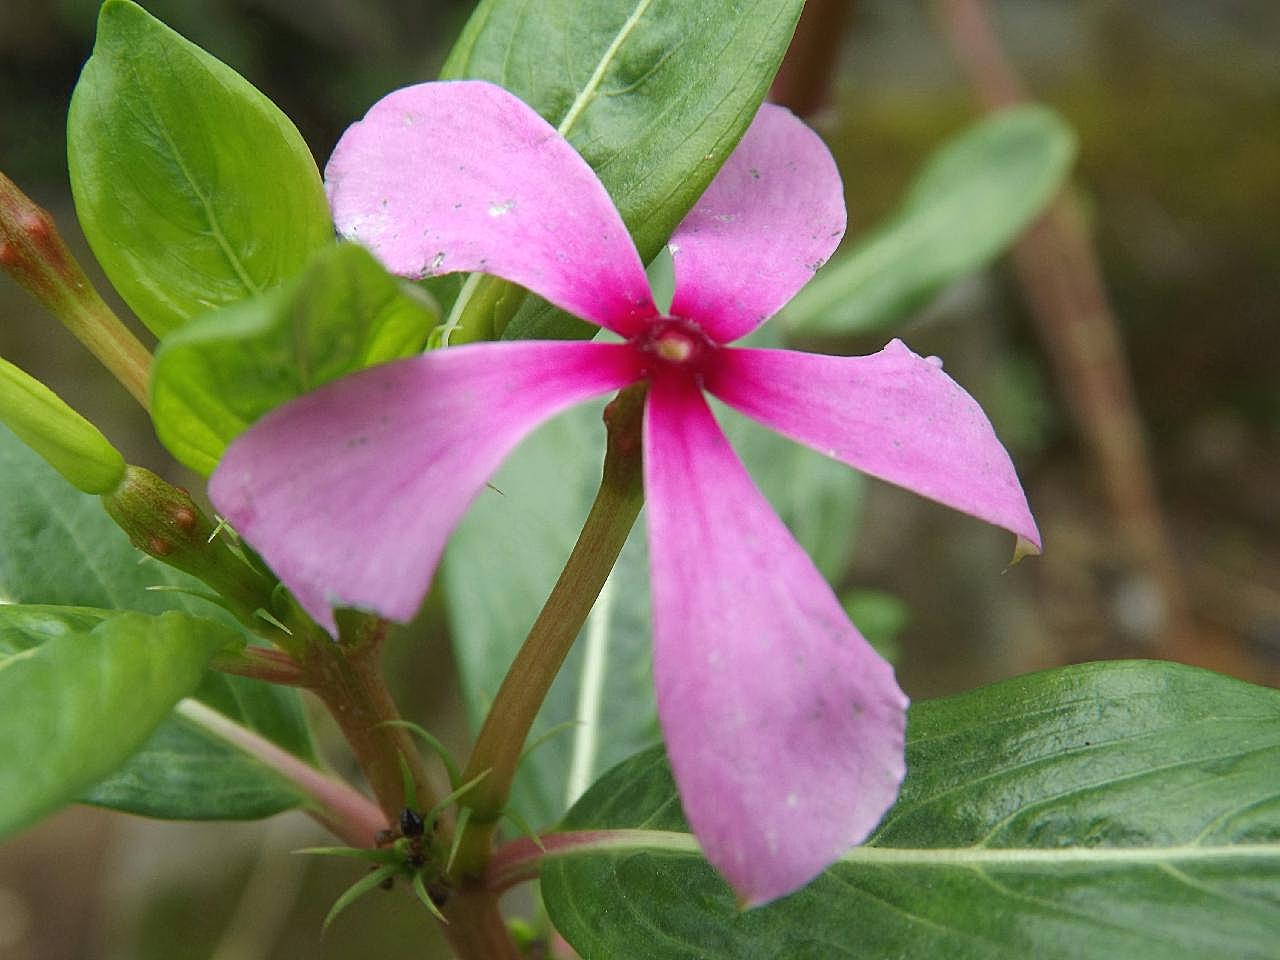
[301,630,438,828]
[933,0,1191,650]
[0,171,152,409]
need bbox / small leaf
[323,864,397,931]
[67,0,331,336]
[543,660,1280,959]
[411,871,447,924]
[380,719,463,792]
[0,605,236,839]
[151,242,438,475]
[784,105,1077,337]
[296,846,401,865]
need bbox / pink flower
[210,81,1040,905]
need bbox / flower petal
[643,376,908,906]
[667,104,846,344]
[325,81,656,336]
[705,340,1042,549]
[209,341,640,634]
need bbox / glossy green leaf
[784,105,1077,338]
[79,668,309,820]
[0,424,314,819]
[439,0,804,341]
[543,660,1280,959]
[67,0,331,337]
[444,387,861,828]
[151,242,438,475]
[0,605,236,839]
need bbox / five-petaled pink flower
[210,80,1040,906]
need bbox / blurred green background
[1,1,1278,957]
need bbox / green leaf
[439,0,805,341]
[0,604,236,839]
[151,242,438,475]
[0,422,205,613]
[67,0,331,337]
[543,660,1280,959]
[0,424,314,819]
[444,388,861,828]
[783,105,1077,338]
[80,669,311,820]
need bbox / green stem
[450,384,647,882]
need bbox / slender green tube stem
[449,384,647,882]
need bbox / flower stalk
[448,383,648,883]
[299,615,440,827]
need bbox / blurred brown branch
[770,0,854,118]
[934,0,1194,656]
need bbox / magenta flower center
[631,317,717,380]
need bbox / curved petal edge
[705,340,1041,550]
[668,103,847,344]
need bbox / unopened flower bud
[0,357,125,494]
[102,466,277,623]
[0,170,152,407]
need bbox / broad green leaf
[67,0,331,337]
[0,424,314,819]
[783,105,1077,338]
[439,0,805,341]
[543,660,1280,959]
[151,242,438,475]
[444,387,861,828]
[0,605,236,839]
[0,422,206,614]
[80,670,308,820]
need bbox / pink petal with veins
[210,341,641,634]
[705,340,1041,550]
[643,375,908,906]
[326,81,656,336]
[667,103,846,344]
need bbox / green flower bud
[101,465,279,630]
[0,357,125,494]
